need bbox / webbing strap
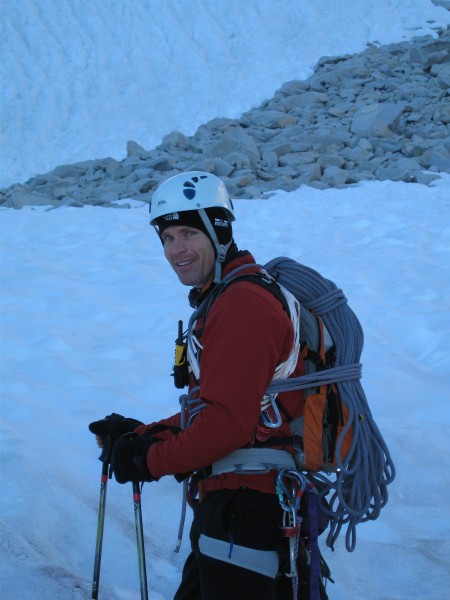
[198,534,279,578]
[198,208,232,282]
[307,491,321,600]
[211,448,296,475]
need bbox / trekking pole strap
[212,448,296,475]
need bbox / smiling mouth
[176,259,194,267]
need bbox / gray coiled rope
[264,257,396,552]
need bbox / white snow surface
[2,0,450,188]
[1,1,450,599]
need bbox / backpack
[260,256,362,473]
[180,256,396,552]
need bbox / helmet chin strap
[198,209,232,282]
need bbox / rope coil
[265,257,396,551]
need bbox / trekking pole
[91,461,109,600]
[89,422,117,600]
[133,481,149,600]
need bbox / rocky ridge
[2,26,449,209]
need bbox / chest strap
[211,448,296,476]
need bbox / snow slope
[2,176,450,599]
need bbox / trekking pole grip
[98,430,114,465]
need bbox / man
[90,171,329,600]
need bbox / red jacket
[139,252,304,495]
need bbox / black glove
[89,413,143,463]
[111,431,163,484]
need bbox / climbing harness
[212,448,297,476]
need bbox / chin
[177,274,197,287]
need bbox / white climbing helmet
[149,171,235,224]
[150,172,236,283]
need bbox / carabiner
[260,394,282,428]
[275,469,308,512]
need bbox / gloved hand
[110,431,163,484]
[88,413,143,463]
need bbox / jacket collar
[188,249,255,308]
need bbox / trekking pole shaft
[133,482,149,600]
[91,461,109,600]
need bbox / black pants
[174,488,329,600]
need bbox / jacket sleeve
[134,411,182,436]
[146,282,294,478]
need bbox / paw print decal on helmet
[183,175,208,200]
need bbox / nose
[172,238,188,254]
[165,237,188,261]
